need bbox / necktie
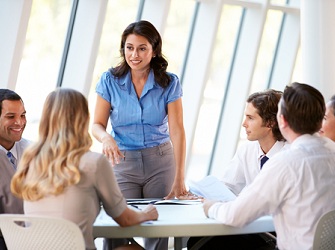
[260,155,269,169]
[7,152,17,170]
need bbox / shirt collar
[257,140,287,160]
[290,133,335,150]
[0,143,18,159]
[122,69,157,95]
[257,144,265,160]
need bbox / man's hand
[202,199,219,217]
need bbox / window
[17,0,72,141]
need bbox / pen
[130,204,142,210]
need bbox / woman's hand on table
[142,204,158,221]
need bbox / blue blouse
[96,69,183,150]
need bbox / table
[93,204,274,250]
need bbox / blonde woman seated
[11,88,157,250]
[319,95,335,141]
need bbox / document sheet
[188,175,236,201]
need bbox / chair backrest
[313,210,335,250]
[0,214,85,250]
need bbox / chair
[313,210,335,250]
[0,214,85,250]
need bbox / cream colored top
[24,151,127,250]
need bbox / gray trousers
[109,142,176,250]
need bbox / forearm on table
[114,208,149,227]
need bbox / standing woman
[92,20,192,249]
[319,95,335,141]
[11,88,158,250]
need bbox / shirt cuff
[208,202,222,219]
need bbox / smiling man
[0,89,30,250]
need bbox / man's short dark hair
[280,82,325,134]
[0,89,22,116]
[247,89,284,141]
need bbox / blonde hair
[11,88,92,201]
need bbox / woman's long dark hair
[111,20,170,88]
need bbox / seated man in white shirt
[221,89,288,195]
[203,82,335,250]
[188,89,288,249]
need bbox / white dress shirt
[208,134,335,250]
[221,140,288,195]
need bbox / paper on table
[188,175,236,202]
[154,199,202,205]
[127,199,159,205]
[127,199,202,205]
